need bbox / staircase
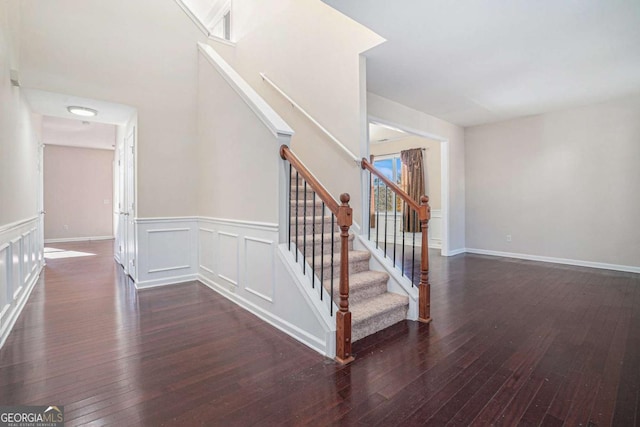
[290,172,409,343]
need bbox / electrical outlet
[506,234,512,242]
[63,225,69,230]
[104,199,110,205]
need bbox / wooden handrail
[362,156,432,324]
[361,157,423,216]
[264,73,360,165]
[281,145,340,214]
[280,144,354,363]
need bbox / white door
[37,143,44,266]
[115,142,125,266]
[125,130,136,279]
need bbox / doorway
[26,89,138,280]
[367,119,450,257]
[42,117,117,246]
[114,127,137,279]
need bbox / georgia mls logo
[0,405,64,427]
[44,406,63,418]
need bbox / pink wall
[44,145,114,240]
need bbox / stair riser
[352,306,408,342]
[289,203,326,216]
[290,193,318,202]
[313,258,370,279]
[290,217,338,228]
[294,238,353,255]
[290,187,316,197]
[329,281,387,305]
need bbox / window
[211,9,231,41]
[373,155,403,212]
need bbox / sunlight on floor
[44,247,96,259]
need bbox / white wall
[210,0,384,225]
[368,93,466,254]
[0,1,39,227]
[17,0,209,218]
[465,95,640,269]
[197,51,281,223]
[0,0,43,348]
[44,145,114,241]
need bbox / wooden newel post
[418,195,432,323]
[335,193,354,364]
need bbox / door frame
[366,115,451,257]
[124,127,136,279]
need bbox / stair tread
[312,250,370,265]
[351,292,409,324]
[290,215,336,221]
[295,232,354,242]
[290,199,322,204]
[323,270,388,291]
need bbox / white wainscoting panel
[428,209,442,249]
[217,231,239,288]
[244,236,275,302]
[12,238,23,300]
[0,217,44,349]
[147,228,191,273]
[135,218,198,289]
[132,216,342,357]
[0,244,9,328]
[197,217,332,357]
[22,231,32,285]
[29,228,38,278]
[198,227,216,275]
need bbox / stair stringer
[277,244,337,358]
[354,236,419,321]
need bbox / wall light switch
[104,199,110,205]
[506,234,512,242]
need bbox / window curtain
[401,148,426,232]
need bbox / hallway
[1,240,639,425]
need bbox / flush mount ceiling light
[67,106,98,117]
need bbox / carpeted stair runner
[290,181,408,342]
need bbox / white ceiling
[323,0,640,127]
[23,88,136,125]
[42,116,117,151]
[369,122,408,144]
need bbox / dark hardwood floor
[1,240,639,426]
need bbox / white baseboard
[445,247,466,256]
[135,273,198,290]
[465,248,640,274]
[44,236,114,243]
